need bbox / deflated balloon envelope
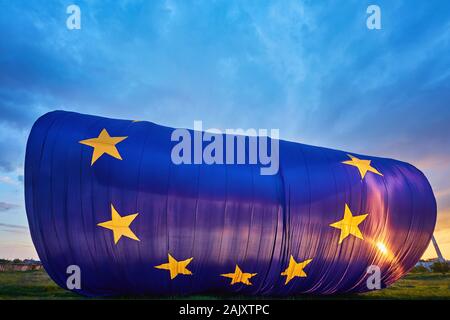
[25,111,436,296]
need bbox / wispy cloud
[0,202,20,212]
[0,176,20,186]
[0,223,27,230]
[0,222,29,236]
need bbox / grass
[359,272,450,300]
[0,270,449,300]
[0,269,79,300]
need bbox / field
[0,270,449,300]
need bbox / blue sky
[0,0,449,259]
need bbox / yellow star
[221,265,257,285]
[97,204,140,244]
[342,154,382,179]
[155,254,193,279]
[330,204,368,244]
[79,129,127,165]
[281,255,313,284]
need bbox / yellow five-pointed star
[281,255,313,284]
[79,129,127,165]
[97,204,140,244]
[342,154,382,179]
[221,265,257,285]
[155,254,193,279]
[330,204,368,244]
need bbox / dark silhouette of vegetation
[431,262,450,274]
[410,265,428,273]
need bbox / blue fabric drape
[24,111,436,296]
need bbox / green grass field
[0,270,449,300]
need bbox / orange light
[377,242,388,255]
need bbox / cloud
[0,202,20,212]
[0,223,27,230]
[0,145,21,173]
[0,223,28,235]
[0,176,20,186]
[0,124,28,173]
[434,208,450,231]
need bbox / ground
[0,270,448,300]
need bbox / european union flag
[25,111,436,296]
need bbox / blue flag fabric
[25,111,436,296]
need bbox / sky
[0,0,449,260]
